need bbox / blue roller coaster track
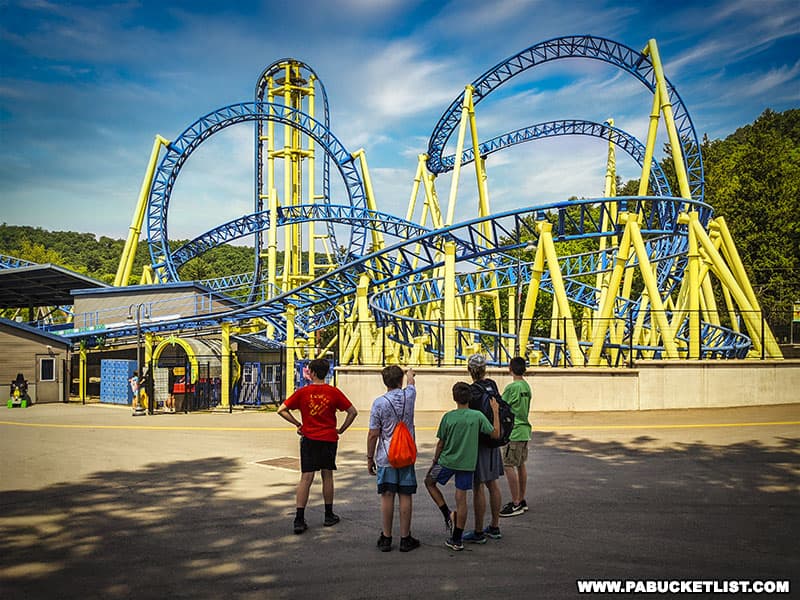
[53,36,760,366]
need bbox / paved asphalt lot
[0,402,798,599]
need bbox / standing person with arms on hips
[499,356,532,517]
[367,366,420,552]
[425,382,500,551]
[464,353,504,543]
[277,358,358,534]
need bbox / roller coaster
[10,35,781,403]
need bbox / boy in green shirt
[425,382,500,551]
[499,356,532,517]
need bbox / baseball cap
[467,354,487,369]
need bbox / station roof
[0,263,108,308]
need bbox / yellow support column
[79,343,87,403]
[285,305,296,398]
[443,241,457,365]
[686,212,701,358]
[221,322,231,409]
[627,217,680,358]
[114,135,170,286]
[356,274,375,364]
[588,219,632,366]
[638,90,661,197]
[518,239,546,358]
[690,218,782,358]
[539,222,582,364]
[445,86,473,226]
[643,39,692,200]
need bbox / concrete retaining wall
[336,360,800,412]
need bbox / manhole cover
[256,456,300,471]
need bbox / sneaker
[399,535,420,552]
[445,537,464,551]
[462,530,487,544]
[499,502,525,517]
[293,519,308,534]
[484,525,502,539]
[520,499,529,512]
[377,533,392,552]
[323,513,340,527]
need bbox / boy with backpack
[425,382,500,551]
[499,357,532,517]
[367,366,420,552]
[463,353,511,544]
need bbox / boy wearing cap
[464,353,505,543]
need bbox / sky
[1,0,798,245]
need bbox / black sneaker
[499,502,525,517]
[520,499,529,512]
[445,537,464,551]
[399,535,420,552]
[293,519,308,534]
[484,525,502,539]
[323,513,340,527]
[377,533,392,552]
[462,530,487,544]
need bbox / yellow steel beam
[539,221,582,364]
[642,39,692,200]
[221,322,231,408]
[638,89,661,197]
[114,134,170,286]
[445,86,473,226]
[285,304,296,397]
[443,241,457,364]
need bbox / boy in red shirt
[277,358,358,534]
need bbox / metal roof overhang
[0,263,108,308]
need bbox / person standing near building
[367,366,420,552]
[277,358,358,534]
[464,354,504,543]
[129,371,143,415]
[499,356,532,517]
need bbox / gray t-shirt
[368,385,416,467]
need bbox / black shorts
[300,437,338,472]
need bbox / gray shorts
[474,445,504,483]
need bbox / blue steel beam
[441,119,671,197]
[426,35,704,205]
[146,102,369,283]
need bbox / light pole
[128,303,150,412]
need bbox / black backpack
[469,379,514,448]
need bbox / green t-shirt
[502,379,532,441]
[436,408,494,471]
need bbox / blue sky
[1,0,798,244]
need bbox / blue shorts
[376,465,417,495]
[427,463,473,491]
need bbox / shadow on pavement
[0,433,797,599]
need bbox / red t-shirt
[283,383,353,442]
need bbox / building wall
[72,289,236,329]
[0,327,69,403]
[335,360,800,413]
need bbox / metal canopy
[0,263,107,308]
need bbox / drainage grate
[256,456,300,471]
